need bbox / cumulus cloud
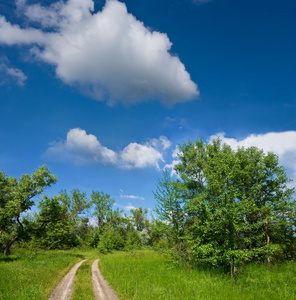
[120,143,164,170]
[45,128,117,165]
[0,0,198,105]
[0,57,27,86]
[44,128,169,169]
[210,131,296,185]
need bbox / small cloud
[44,128,169,170]
[164,117,176,128]
[44,128,117,166]
[0,57,27,86]
[120,189,145,201]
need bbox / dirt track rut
[92,259,119,300]
[49,259,88,300]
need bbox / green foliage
[91,191,115,231]
[87,227,101,248]
[173,138,296,274]
[125,230,142,250]
[139,228,150,245]
[130,207,148,231]
[97,228,125,253]
[154,170,186,243]
[0,165,57,255]
[148,220,170,248]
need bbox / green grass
[0,248,85,300]
[2,248,295,300]
[72,251,99,300]
[99,250,296,300]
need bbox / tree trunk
[3,236,18,256]
[264,216,270,263]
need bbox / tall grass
[0,249,84,300]
[99,250,296,300]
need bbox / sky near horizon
[0,0,295,215]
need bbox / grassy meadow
[0,248,85,300]
[99,250,296,300]
[1,248,296,299]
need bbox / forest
[1,138,296,278]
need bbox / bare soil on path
[92,259,119,300]
[49,259,88,300]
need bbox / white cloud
[120,143,164,170]
[210,131,296,185]
[120,189,145,201]
[148,136,171,150]
[0,58,27,86]
[45,128,117,165]
[44,128,169,170]
[0,0,198,105]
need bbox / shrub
[97,228,125,253]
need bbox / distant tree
[91,191,115,232]
[0,165,57,255]
[58,189,89,244]
[130,207,148,231]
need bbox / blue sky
[0,0,295,215]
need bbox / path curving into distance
[92,259,119,300]
[49,259,88,300]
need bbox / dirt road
[49,258,119,300]
[49,259,88,300]
[92,259,119,300]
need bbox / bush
[97,228,125,253]
[125,230,142,250]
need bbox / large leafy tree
[0,165,57,255]
[174,138,295,275]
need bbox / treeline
[1,138,296,277]
[0,166,157,255]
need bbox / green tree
[91,191,115,232]
[154,170,186,243]
[59,189,89,245]
[0,165,57,255]
[35,194,73,249]
[130,207,148,231]
[175,138,295,276]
